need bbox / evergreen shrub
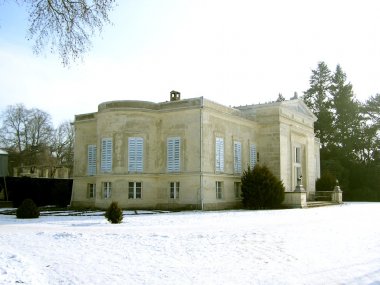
[316,171,336,192]
[16,198,40,219]
[105,201,123,224]
[241,165,285,209]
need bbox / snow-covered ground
[1,203,380,285]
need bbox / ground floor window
[170,182,180,199]
[102,182,112,199]
[87,183,96,198]
[234,182,241,199]
[129,182,142,199]
[216,181,223,199]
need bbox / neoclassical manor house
[71,92,321,210]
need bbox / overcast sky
[1,0,380,126]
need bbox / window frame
[294,145,302,187]
[216,181,223,199]
[102,181,112,199]
[87,183,96,198]
[170,181,180,199]
[234,182,241,199]
[128,182,142,199]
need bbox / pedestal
[283,191,307,208]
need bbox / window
[294,146,302,186]
[170,182,180,199]
[129,182,142,199]
[216,181,223,199]
[295,146,301,164]
[215,137,224,172]
[128,137,144,172]
[234,182,241,199]
[101,138,112,173]
[87,145,97,176]
[87,183,96,198]
[102,182,112,199]
[250,144,257,168]
[167,137,181,172]
[234,141,242,174]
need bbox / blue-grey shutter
[234,141,242,174]
[216,137,224,172]
[167,137,180,172]
[128,137,144,172]
[135,138,143,172]
[87,145,97,176]
[101,138,112,172]
[250,144,257,168]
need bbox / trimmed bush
[241,164,285,209]
[105,201,123,224]
[316,171,336,192]
[16,198,40,219]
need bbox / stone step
[307,201,337,208]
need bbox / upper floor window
[87,144,97,176]
[167,137,181,172]
[250,144,257,169]
[234,141,242,174]
[101,138,112,173]
[128,137,144,172]
[215,137,224,172]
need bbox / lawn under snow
[1,203,380,285]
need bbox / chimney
[170,90,181,101]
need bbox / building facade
[71,94,319,210]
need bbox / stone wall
[71,97,320,210]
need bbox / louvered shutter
[250,144,257,168]
[128,137,144,172]
[234,141,242,174]
[167,137,180,172]
[101,138,112,172]
[216,137,224,172]
[87,145,97,176]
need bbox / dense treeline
[303,62,380,201]
[0,104,74,176]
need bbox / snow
[1,203,380,285]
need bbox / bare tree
[52,120,74,167]
[26,108,54,164]
[0,104,29,153]
[0,104,54,165]
[4,0,116,66]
